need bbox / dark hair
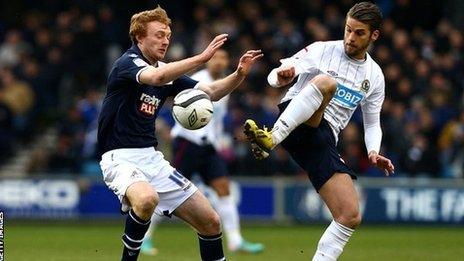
[347,2,383,32]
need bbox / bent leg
[271,74,337,145]
[125,181,159,220]
[174,190,225,261]
[174,190,222,235]
[122,181,159,260]
[312,173,360,261]
[304,74,338,127]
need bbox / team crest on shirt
[139,93,160,116]
[360,79,370,93]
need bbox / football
[172,89,214,130]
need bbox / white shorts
[100,147,198,216]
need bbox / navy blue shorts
[172,137,228,184]
[278,101,356,192]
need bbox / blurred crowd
[0,0,463,178]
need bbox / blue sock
[121,209,151,261]
[197,233,225,261]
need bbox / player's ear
[371,30,380,41]
[135,34,144,45]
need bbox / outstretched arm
[139,34,228,86]
[198,50,263,101]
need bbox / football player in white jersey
[244,2,394,260]
[141,50,264,255]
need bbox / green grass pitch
[5,221,464,260]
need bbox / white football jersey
[279,40,385,138]
[171,69,229,149]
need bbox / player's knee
[134,192,158,215]
[348,211,362,228]
[200,211,222,235]
[337,209,362,229]
[215,187,230,197]
[312,74,337,97]
[209,212,222,234]
[212,180,230,196]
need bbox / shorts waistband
[101,147,155,161]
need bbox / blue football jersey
[97,44,198,154]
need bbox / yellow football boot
[243,119,274,160]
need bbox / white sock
[144,214,163,240]
[214,195,243,249]
[271,83,323,146]
[312,220,354,261]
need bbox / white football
[172,89,213,130]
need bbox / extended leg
[312,173,361,260]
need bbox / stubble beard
[344,40,370,59]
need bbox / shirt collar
[343,50,367,65]
[129,43,158,67]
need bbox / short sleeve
[169,75,199,96]
[279,41,324,75]
[116,54,150,84]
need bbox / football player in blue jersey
[141,50,264,256]
[97,6,262,261]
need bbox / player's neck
[143,54,158,66]
[137,43,159,65]
[346,51,367,62]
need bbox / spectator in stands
[0,68,35,139]
[0,91,13,164]
[439,110,464,178]
[48,105,85,174]
[0,29,31,68]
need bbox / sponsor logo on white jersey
[333,83,364,109]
